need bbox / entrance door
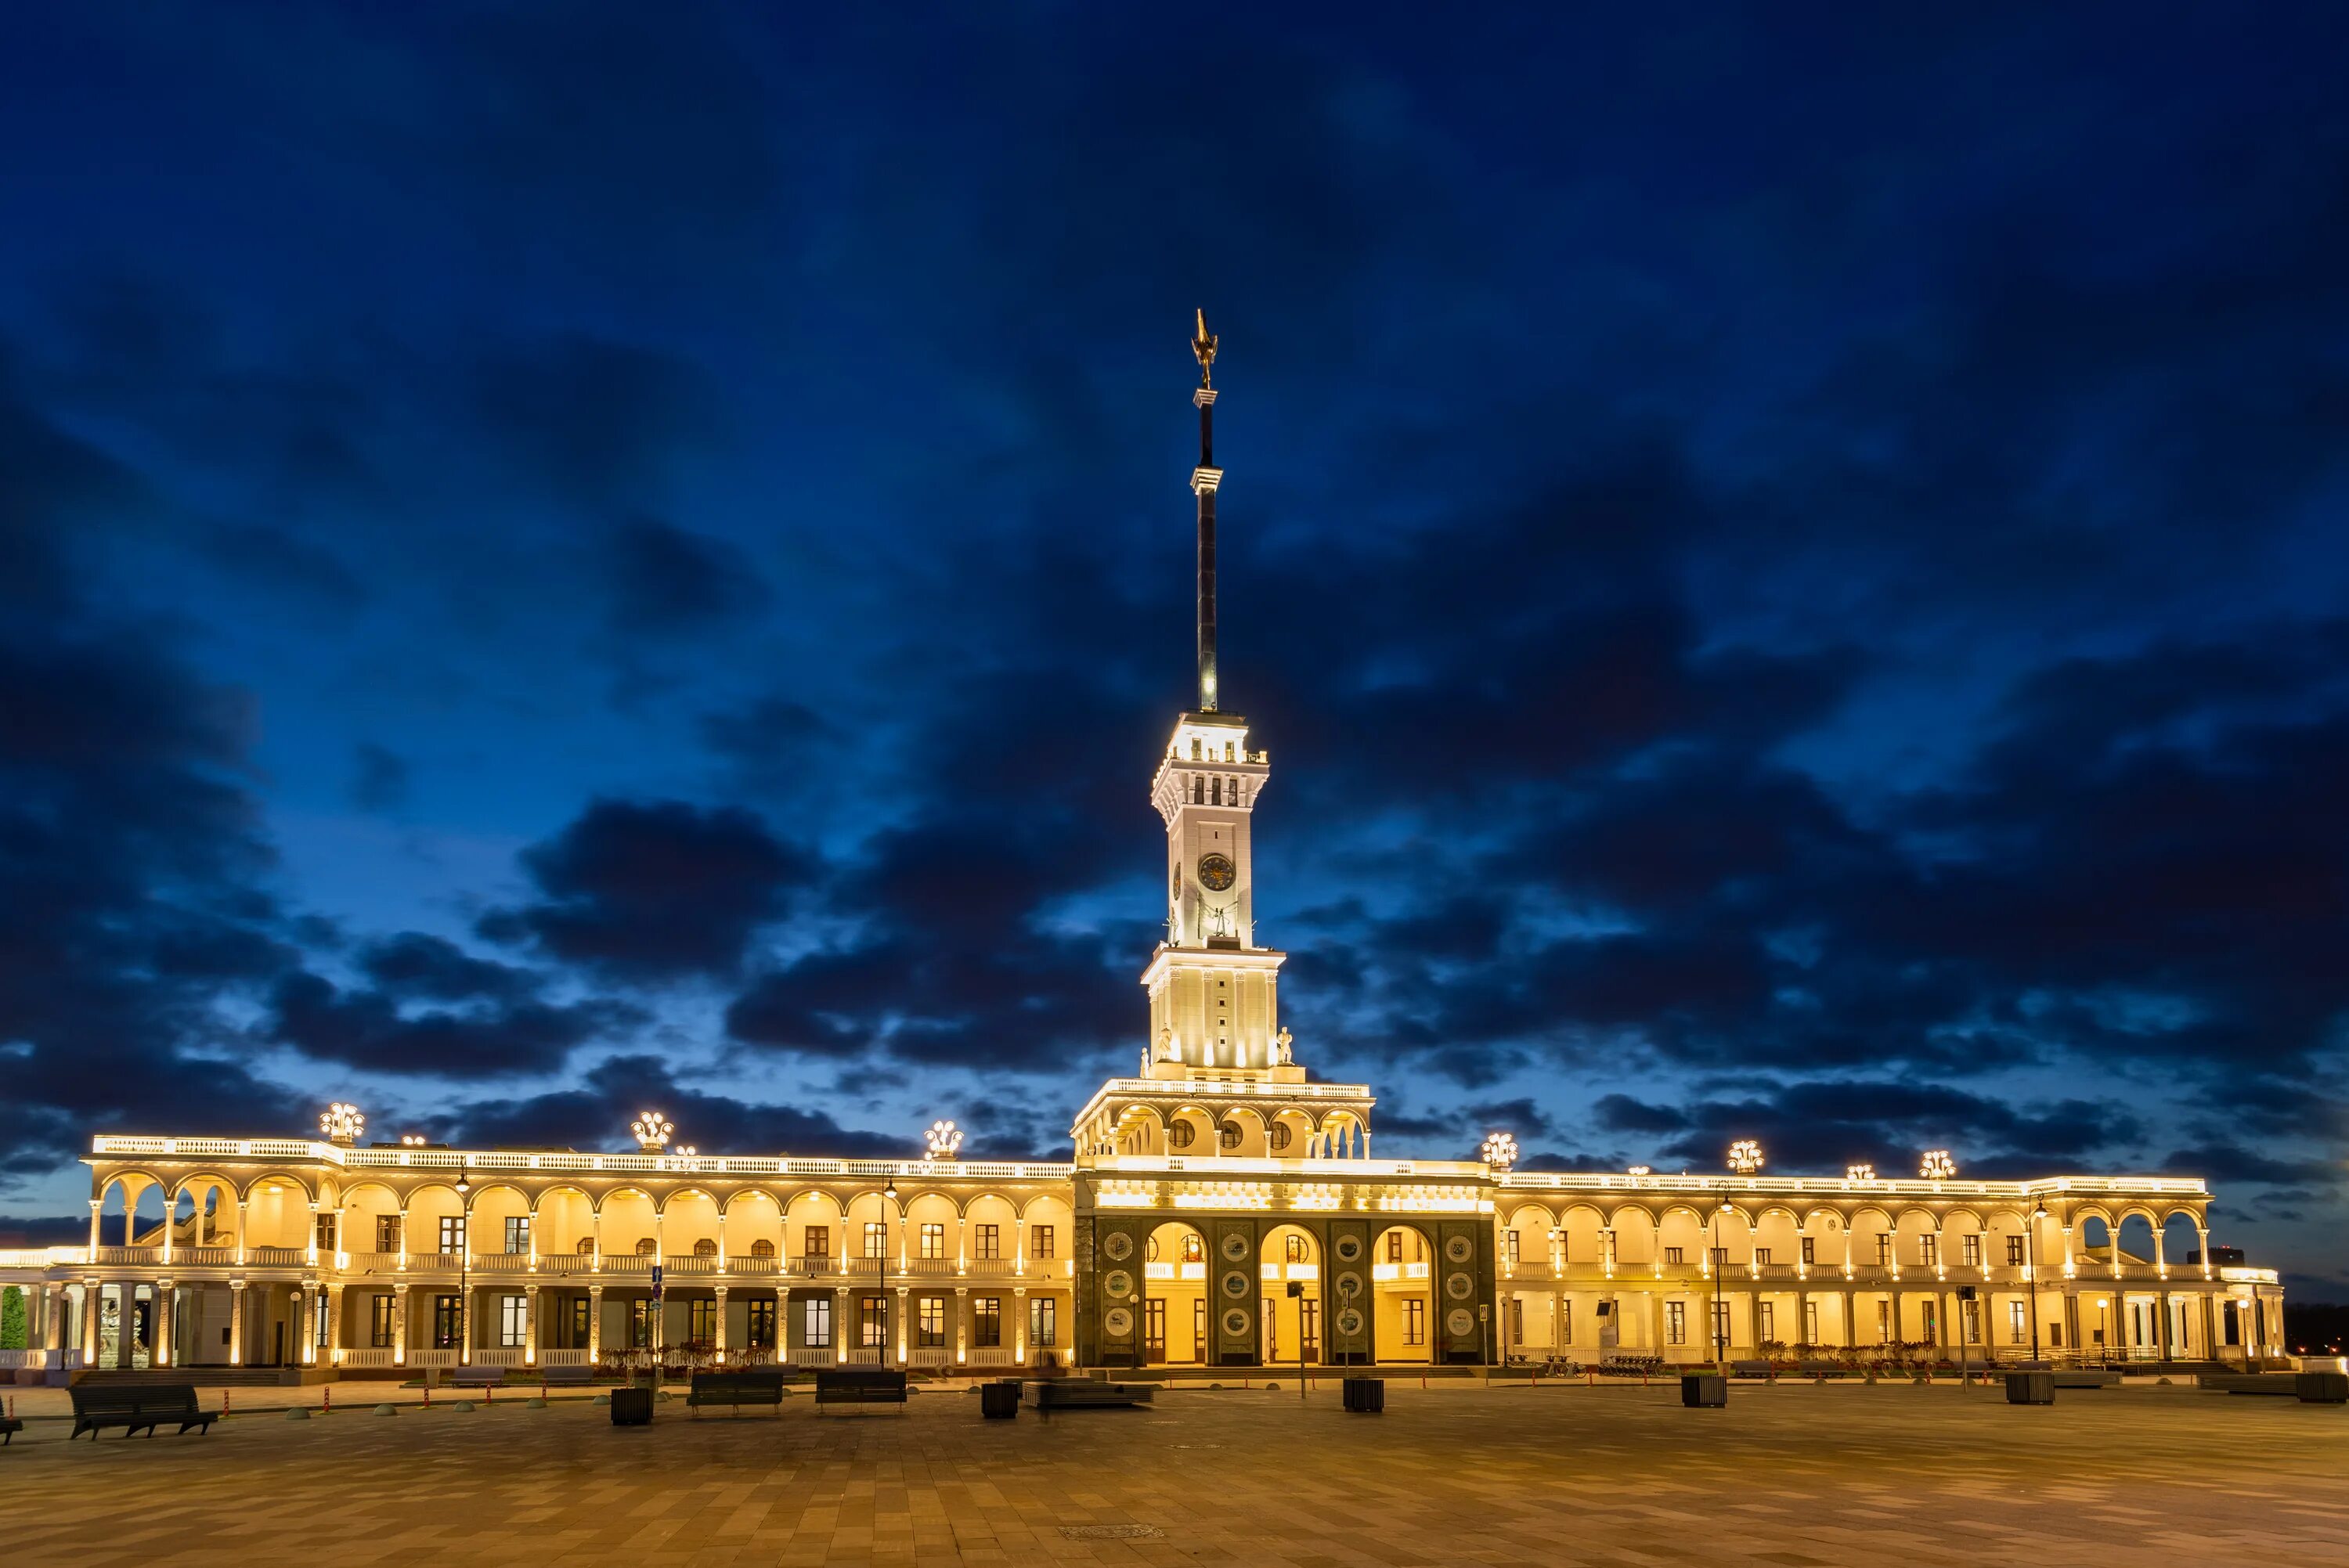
[1145,1299,1166,1363]
[272,1321,285,1367]
[1301,1300,1319,1364]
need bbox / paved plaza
[1,1378,2344,1566]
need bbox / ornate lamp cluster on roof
[1920,1148,1958,1181]
[1480,1130,1519,1170]
[319,1102,366,1147]
[1726,1138,1766,1177]
[630,1109,673,1152]
[1846,1162,1877,1181]
[926,1119,965,1160]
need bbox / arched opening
[1142,1220,1208,1364]
[1261,1224,1322,1365]
[1371,1223,1434,1364]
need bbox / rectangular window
[629,1299,653,1349]
[1031,1296,1058,1348]
[2006,1236,2026,1267]
[918,1297,945,1347]
[1505,1230,1521,1263]
[1709,1245,1728,1270]
[804,1226,830,1260]
[315,1213,338,1253]
[803,1296,832,1349]
[1712,1299,1730,1350]
[1508,1296,1523,1345]
[1402,1299,1425,1346]
[688,1299,716,1346]
[504,1217,531,1255]
[1962,1299,1981,1346]
[1665,1301,1686,1346]
[1758,1301,1775,1343]
[1386,1232,1405,1263]
[1802,1299,1819,1346]
[438,1217,466,1256]
[1030,1224,1055,1260]
[919,1223,947,1260]
[1877,1300,1891,1343]
[1875,1235,1892,1266]
[975,1224,1000,1260]
[1800,1237,1815,1265]
[863,1222,887,1260]
[570,1297,590,1346]
[860,1296,888,1349]
[370,1294,395,1348]
[2009,1300,2027,1345]
[1962,1234,1982,1267]
[747,1299,776,1350]
[499,1294,528,1348]
[376,1214,402,1253]
[1921,1235,1939,1267]
[1561,1300,1571,1344]
[1193,1298,1205,1354]
[432,1295,460,1350]
[1755,1247,1773,1266]
[974,1297,1001,1347]
[1664,1246,1684,1265]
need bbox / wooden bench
[449,1366,506,1389]
[0,1413,20,1446]
[688,1369,788,1417]
[813,1368,907,1413]
[69,1383,218,1440]
[1029,1379,1153,1411]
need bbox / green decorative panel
[1438,1219,1493,1362]
[1211,1219,1260,1363]
[1084,1216,1148,1368]
[1324,1217,1373,1361]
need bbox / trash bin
[610,1386,655,1426]
[1681,1373,1727,1408]
[2296,1372,2348,1404]
[2004,1372,2055,1405]
[980,1379,1022,1419]
[1342,1377,1385,1414]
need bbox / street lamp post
[454,1165,472,1368]
[881,1176,898,1366]
[2026,1202,2048,1366]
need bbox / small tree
[0,1285,24,1350]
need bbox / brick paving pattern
[2,1379,2344,1565]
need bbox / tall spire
[1189,310,1224,712]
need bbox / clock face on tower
[1196,852,1236,892]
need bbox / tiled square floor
[2,1379,2343,1566]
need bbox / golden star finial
[1192,308,1218,387]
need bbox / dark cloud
[605,516,767,640]
[480,798,818,982]
[348,741,409,813]
[446,1055,897,1159]
[471,336,720,509]
[265,970,630,1078]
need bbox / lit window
[1664,1246,1684,1265]
[1030,1224,1055,1260]
[920,1223,947,1260]
[806,1226,831,1259]
[751,1238,776,1258]
[1286,1234,1307,1263]
[694,1238,717,1258]
[864,1221,887,1259]
[860,1297,888,1348]
[1665,1301,1686,1346]
[1402,1299,1425,1346]
[438,1217,466,1255]
[918,1297,945,1347]
[803,1296,832,1348]
[975,1224,1000,1260]
[1030,1296,1057,1347]
[500,1294,529,1348]
[503,1217,530,1255]
[975,1297,1001,1346]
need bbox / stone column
[2200,1292,2217,1362]
[588,1285,604,1362]
[301,1283,319,1364]
[775,1285,788,1364]
[229,1280,247,1366]
[234,1202,250,1266]
[81,1278,102,1363]
[2195,1225,2212,1278]
[46,1282,67,1356]
[525,1284,541,1368]
[832,1285,851,1364]
[326,1283,344,1366]
[1888,1290,1903,1346]
[87,1200,102,1257]
[161,1190,177,1265]
[893,1285,910,1365]
[1840,1289,1856,1349]
[1014,1286,1029,1365]
[713,1285,728,1363]
[392,1283,409,1367]
[955,1286,969,1368]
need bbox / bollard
[485,1382,493,1403]
[224,1390,232,1417]
[423,1383,431,1408]
[323,1386,332,1414]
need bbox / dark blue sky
[2,7,2344,1292]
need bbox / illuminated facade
[0,321,2287,1382]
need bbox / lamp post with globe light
[2026,1201,2048,1365]
[1719,1141,1764,1367]
[454,1164,473,1367]
[881,1175,900,1364]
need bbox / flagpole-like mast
[1189,309,1222,712]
